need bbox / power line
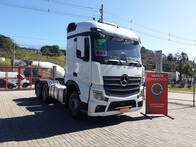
[133,22,194,42]
[134,29,168,41]
[109,15,196,47]
[42,0,99,12]
[7,35,65,42]
[104,11,195,43]
[0,2,46,13]
[50,9,94,19]
[134,29,195,47]
[1,2,195,47]
[119,24,196,46]
[0,1,97,19]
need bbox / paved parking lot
[0,90,196,147]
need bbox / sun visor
[93,22,139,41]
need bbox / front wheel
[68,92,81,118]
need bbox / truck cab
[35,21,145,118]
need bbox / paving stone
[0,90,196,147]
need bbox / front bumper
[88,85,144,117]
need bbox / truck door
[74,36,91,103]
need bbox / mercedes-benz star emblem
[120,74,129,87]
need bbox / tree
[40,45,61,56]
[167,53,174,61]
[141,46,156,70]
[181,52,188,63]
[183,64,193,77]
[175,52,192,81]
[174,53,181,61]
[0,35,18,58]
[60,49,66,56]
[164,53,177,72]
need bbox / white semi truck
[35,21,145,118]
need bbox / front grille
[103,76,141,97]
[108,100,136,111]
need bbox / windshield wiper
[127,59,142,67]
[105,59,121,64]
[104,59,126,65]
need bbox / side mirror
[76,50,82,58]
[83,38,89,61]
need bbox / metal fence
[0,66,53,91]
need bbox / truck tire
[69,91,81,118]
[42,84,49,103]
[35,82,42,99]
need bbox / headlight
[93,90,108,101]
[141,66,145,85]
[139,88,145,98]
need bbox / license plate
[120,107,130,113]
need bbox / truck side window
[84,38,89,62]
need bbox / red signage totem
[146,73,168,115]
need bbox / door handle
[73,72,77,77]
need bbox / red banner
[146,73,168,114]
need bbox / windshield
[92,35,141,66]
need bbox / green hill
[0,34,66,67]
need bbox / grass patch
[0,59,11,66]
[0,49,66,67]
[169,86,195,93]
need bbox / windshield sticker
[95,50,108,56]
[94,39,107,50]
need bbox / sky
[0,0,196,60]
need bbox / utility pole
[12,43,15,67]
[193,57,196,107]
[99,4,104,23]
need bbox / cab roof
[67,21,139,41]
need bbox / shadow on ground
[0,97,161,143]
